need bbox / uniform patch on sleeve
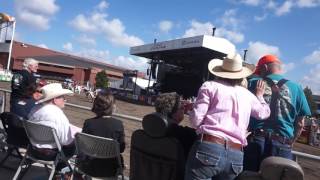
[12,74,23,88]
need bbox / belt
[251,129,293,145]
[199,134,243,151]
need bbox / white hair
[23,58,38,69]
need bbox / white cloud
[267,0,277,9]
[69,3,143,47]
[14,0,59,30]
[13,32,22,41]
[159,20,173,33]
[254,14,267,21]
[246,41,281,63]
[297,0,320,7]
[239,0,320,17]
[182,20,244,43]
[76,35,96,46]
[302,64,320,94]
[109,56,149,72]
[282,62,296,73]
[37,44,48,49]
[72,49,147,72]
[183,20,214,37]
[304,48,320,64]
[62,42,73,51]
[69,14,101,33]
[216,28,244,43]
[95,1,109,11]
[240,0,262,6]
[275,1,294,16]
[75,49,110,60]
[220,9,242,31]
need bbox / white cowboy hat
[36,83,73,104]
[208,53,255,79]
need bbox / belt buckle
[266,131,272,139]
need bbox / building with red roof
[0,41,139,85]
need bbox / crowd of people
[6,53,311,179]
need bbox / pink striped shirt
[189,80,270,146]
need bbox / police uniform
[10,69,37,119]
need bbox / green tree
[303,86,317,116]
[95,70,109,89]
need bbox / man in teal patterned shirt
[244,54,311,171]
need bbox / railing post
[1,92,6,113]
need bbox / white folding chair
[13,120,72,180]
[73,132,124,180]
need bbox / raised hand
[255,80,265,97]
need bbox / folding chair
[0,112,28,169]
[237,156,304,180]
[73,132,124,180]
[13,120,72,180]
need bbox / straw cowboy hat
[36,83,73,104]
[208,53,255,79]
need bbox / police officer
[10,58,39,119]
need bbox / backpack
[263,77,288,131]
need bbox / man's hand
[255,80,265,97]
[293,116,305,143]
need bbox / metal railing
[1,87,319,164]
[0,88,142,123]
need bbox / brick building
[0,41,135,85]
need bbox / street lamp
[0,13,16,70]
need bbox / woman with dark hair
[79,91,125,177]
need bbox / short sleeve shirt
[248,74,311,138]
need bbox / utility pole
[0,13,16,70]
[243,49,248,61]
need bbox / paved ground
[0,82,319,180]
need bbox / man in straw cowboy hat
[244,54,311,171]
[28,83,81,160]
[184,53,270,180]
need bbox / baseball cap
[255,54,281,75]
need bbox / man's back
[28,104,73,148]
[248,74,311,138]
[11,69,36,99]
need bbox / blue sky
[1,0,320,93]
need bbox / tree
[95,70,109,89]
[303,86,317,116]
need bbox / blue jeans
[185,141,243,180]
[10,98,36,120]
[243,136,293,171]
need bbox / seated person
[28,83,81,160]
[154,92,197,159]
[79,91,125,177]
[11,83,36,121]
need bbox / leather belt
[251,129,293,145]
[199,134,243,151]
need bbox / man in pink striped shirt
[185,53,270,180]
